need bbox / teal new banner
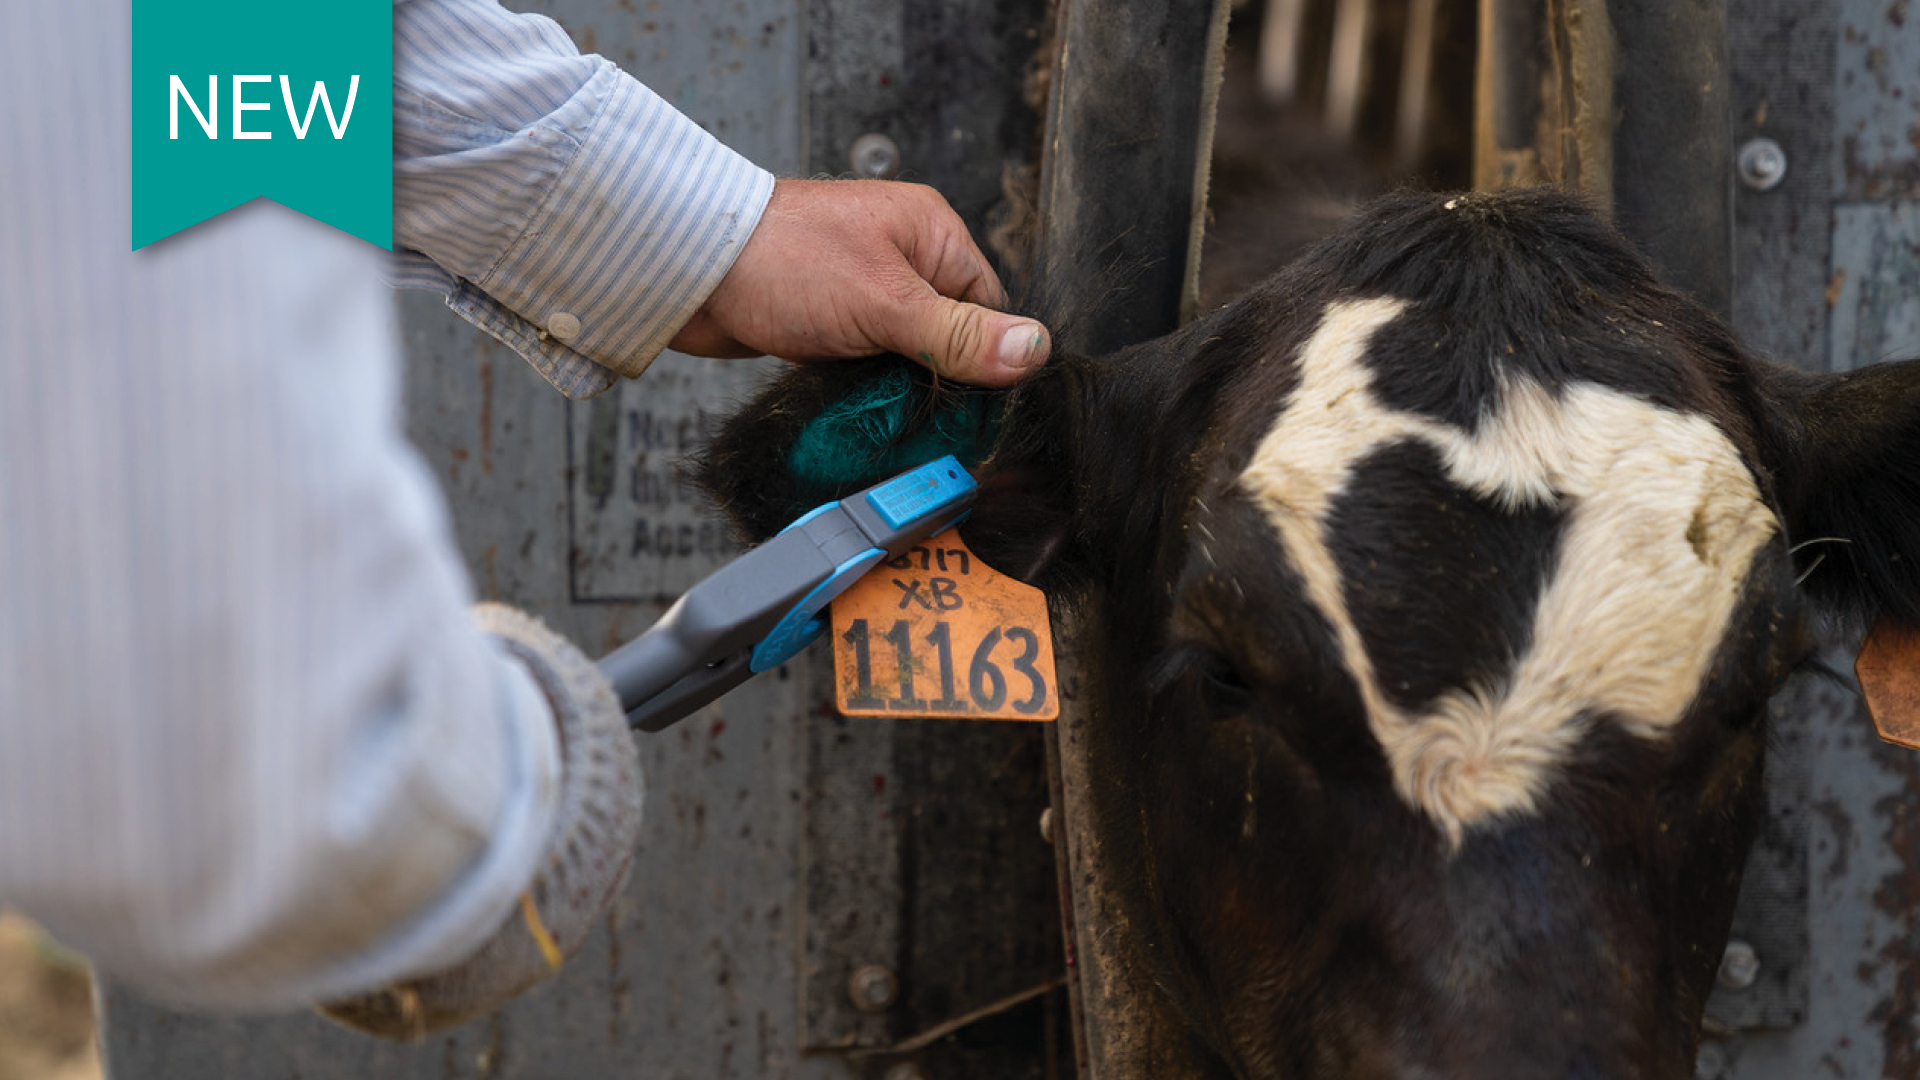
[132,1,392,250]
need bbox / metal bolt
[1737,137,1787,192]
[850,133,902,180]
[848,964,899,1012]
[882,1064,928,1080]
[1039,807,1054,845]
[1717,940,1760,990]
[1694,1039,1728,1079]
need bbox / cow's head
[696,189,1920,1078]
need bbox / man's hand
[670,178,1050,387]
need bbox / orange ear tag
[830,529,1058,721]
[1856,616,1920,751]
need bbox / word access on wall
[132,1,392,249]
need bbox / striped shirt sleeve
[1,2,566,1009]
[391,0,776,399]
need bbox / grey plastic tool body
[600,456,978,732]
[604,513,855,730]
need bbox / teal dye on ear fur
[788,366,1004,491]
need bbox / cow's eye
[1151,646,1254,711]
[1192,653,1255,712]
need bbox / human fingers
[878,285,1050,388]
[890,187,1010,310]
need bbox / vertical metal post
[1474,0,1728,316]
[1033,0,1229,356]
[1032,2,1230,1076]
[1607,0,1732,317]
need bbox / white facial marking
[1239,298,1778,847]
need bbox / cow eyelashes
[1151,646,1256,711]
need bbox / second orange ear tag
[1857,616,1920,751]
[830,529,1058,721]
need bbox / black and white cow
[699,188,1920,1079]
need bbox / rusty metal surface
[1711,0,1920,1073]
[1708,655,1920,1080]
[570,356,764,603]
[1830,0,1920,202]
[1730,0,1839,371]
[1703,677,1814,1035]
[1696,0,1849,1040]
[1829,200,1920,372]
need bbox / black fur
[1753,360,1920,626]
[1326,439,1566,714]
[693,188,1920,1079]
[694,357,1014,543]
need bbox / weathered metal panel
[1729,0,1839,370]
[1830,0,1920,203]
[1702,659,1920,1080]
[1710,0,1920,1073]
[1697,0,1848,1041]
[1829,201,1920,372]
[569,357,760,603]
[1702,681,1815,1035]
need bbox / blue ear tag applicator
[598,456,978,732]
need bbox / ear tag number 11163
[830,529,1059,721]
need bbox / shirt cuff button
[547,312,582,342]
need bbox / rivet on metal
[848,963,899,1012]
[850,133,902,180]
[1039,807,1054,845]
[1736,138,1787,192]
[1717,940,1760,990]
[1694,1039,1728,1080]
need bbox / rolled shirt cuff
[394,68,774,398]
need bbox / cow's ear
[692,356,1089,585]
[693,357,1009,541]
[1756,357,1920,627]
